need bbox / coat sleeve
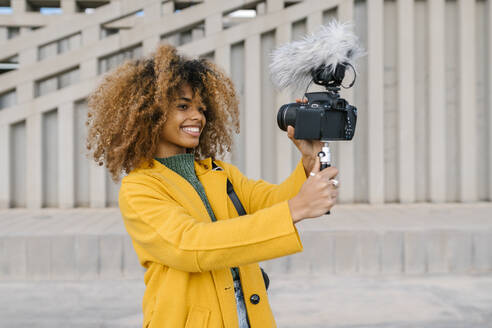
[118,178,303,273]
[221,159,308,215]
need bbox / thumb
[287,126,295,140]
[310,157,320,175]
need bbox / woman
[86,44,339,328]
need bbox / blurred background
[0,0,491,327]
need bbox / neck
[155,143,186,158]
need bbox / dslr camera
[276,63,357,141]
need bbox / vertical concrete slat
[0,124,9,208]
[267,0,283,13]
[489,0,492,201]
[61,0,77,14]
[11,0,28,13]
[143,0,161,21]
[307,11,323,33]
[205,13,222,36]
[161,0,174,15]
[26,113,42,209]
[42,110,59,208]
[429,0,447,203]
[215,45,233,163]
[90,164,107,208]
[458,0,477,202]
[230,42,245,170]
[215,45,231,75]
[398,0,415,203]
[275,24,294,182]
[337,0,355,203]
[58,102,75,208]
[10,121,27,208]
[143,36,161,57]
[367,0,385,204]
[244,34,261,180]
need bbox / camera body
[277,91,357,141]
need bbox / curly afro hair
[86,44,239,182]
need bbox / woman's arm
[221,159,307,215]
[119,179,303,273]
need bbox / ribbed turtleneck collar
[155,153,195,178]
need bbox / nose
[189,106,204,120]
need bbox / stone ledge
[0,203,491,280]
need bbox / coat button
[250,294,260,305]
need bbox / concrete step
[0,203,491,280]
[1,275,492,327]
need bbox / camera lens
[277,104,297,131]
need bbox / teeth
[182,127,200,133]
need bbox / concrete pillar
[90,163,106,208]
[82,25,100,46]
[337,0,355,203]
[19,47,36,67]
[161,1,174,15]
[58,101,75,208]
[80,58,98,81]
[143,36,160,56]
[0,124,10,208]
[429,0,447,202]
[20,27,31,36]
[143,1,161,21]
[488,0,492,201]
[398,0,416,203]
[267,0,283,13]
[244,34,261,180]
[61,0,77,14]
[275,23,294,182]
[367,0,385,204]
[17,82,34,103]
[26,113,42,209]
[215,45,232,163]
[0,27,8,43]
[205,13,222,36]
[12,0,29,13]
[191,27,204,41]
[256,3,266,15]
[458,0,477,202]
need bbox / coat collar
[133,157,230,221]
[135,157,213,176]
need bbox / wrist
[302,156,316,176]
[288,197,306,224]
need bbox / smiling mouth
[181,126,201,137]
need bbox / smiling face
[155,84,207,158]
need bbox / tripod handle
[319,162,331,215]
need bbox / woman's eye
[199,107,206,113]
[178,104,188,110]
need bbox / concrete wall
[0,0,491,208]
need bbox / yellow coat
[118,157,307,327]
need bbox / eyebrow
[178,97,192,102]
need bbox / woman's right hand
[288,159,339,223]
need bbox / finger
[295,98,302,103]
[310,157,320,174]
[319,166,339,179]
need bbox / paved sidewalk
[1,274,492,327]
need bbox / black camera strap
[211,161,270,290]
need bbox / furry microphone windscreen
[269,20,365,95]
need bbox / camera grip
[320,163,331,215]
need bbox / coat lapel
[148,159,211,222]
[197,160,230,221]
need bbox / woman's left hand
[287,125,323,175]
[286,98,324,176]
